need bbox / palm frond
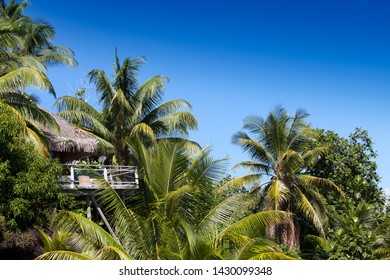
[187,146,228,185]
[374,248,390,259]
[215,174,262,194]
[55,95,101,120]
[57,110,112,140]
[234,161,271,174]
[26,125,49,156]
[143,99,193,122]
[88,69,116,107]
[294,188,325,237]
[220,210,291,239]
[232,132,274,165]
[197,193,250,229]
[280,150,304,172]
[36,250,93,260]
[98,246,132,260]
[267,179,290,210]
[150,111,199,137]
[54,211,126,254]
[0,67,55,97]
[97,183,153,259]
[302,145,330,166]
[236,238,296,260]
[305,234,330,249]
[1,91,59,130]
[299,174,343,195]
[37,45,78,67]
[133,75,168,114]
[130,122,156,144]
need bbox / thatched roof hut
[40,110,100,162]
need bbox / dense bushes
[0,103,62,231]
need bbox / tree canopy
[0,103,62,231]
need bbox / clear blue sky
[25,0,390,194]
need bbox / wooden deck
[60,164,139,195]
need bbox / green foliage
[0,103,62,231]
[0,0,77,154]
[38,139,295,260]
[305,202,390,260]
[308,128,384,208]
[300,128,387,259]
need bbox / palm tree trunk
[267,217,300,249]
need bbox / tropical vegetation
[37,139,295,260]
[0,0,77,155]
[0,0,389,260]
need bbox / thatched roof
[40,109,100,155]
[44,114,99,153]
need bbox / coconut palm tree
[0,0,77,154]
[37,139,294,260]
[55,51,197,164]
[0,17,58,154]
[1,0,77,68]
[228,107,341,249]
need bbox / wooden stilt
[86,196,92,220]
[91,197,121,244]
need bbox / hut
[40,111,100,163]
[39,108,138,224]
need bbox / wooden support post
[91,197,121,245]
[86,196,92,220]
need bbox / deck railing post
[103,167,108,182]
[70,166,75,188]
[135,167,139,185]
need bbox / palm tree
[0,0,77,154]
[1,0,77,68]
[0,0,77,88]
[37,139,294,260]
[229,107,341,249]
[55,50,197,164]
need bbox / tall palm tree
[56,50,197,164]
[0,0,77,154]
[37,139,293,260]
[229,107,341,249]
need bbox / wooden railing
[60,164,139,190]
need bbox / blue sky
[26,0,390,193]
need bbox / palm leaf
[1,91,59,130]
[97,183,153,259]
[215,174,261,194]
[88,69,116,107]
[267,179,290,210]
[36,250,93,260]
[57,110,112,140]
[55,95,101,120]
[0,67,55,97]
[197,193,250,229]
[130,122,156,144]
[237,238,296,260]
[220,210,290,239]
[232,132,274,165]
[294,188,325,237]
[299,174,343,195]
